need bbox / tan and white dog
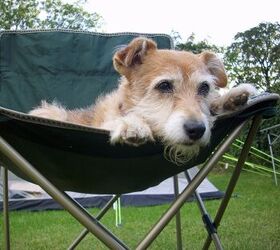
[29,37,257,164]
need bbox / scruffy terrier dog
[29,37,257,164]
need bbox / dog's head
[113,37,227,164]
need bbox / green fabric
[0,30,173,112]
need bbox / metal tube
[185,171,223,250]
[118,198,122,226]
[2,166,11,250]
[203,115,262,249]
[68,195,121,250]
[267,133,278,186]
[211,233,223,250]
[0,136,129,250]
[173,175,183,250]
[185,171,206,215]
[115,197,122,227]
[271,134,280,145]
[136,120,247,250]
[260,123,280,132]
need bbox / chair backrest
[0,30,173,112]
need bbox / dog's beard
[164,143,200,166]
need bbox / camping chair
[0,30,279,250]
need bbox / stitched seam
[0,29,174,48]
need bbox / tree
[225,22,280,159]
[225,22,280,91]
[171,31,222,54]
[0,0,40,29]
[0,0,103,30]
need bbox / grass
[1,169,280,249]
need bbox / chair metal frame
[1,114,262,249]
[260,123,280,186]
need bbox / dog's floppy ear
[113,37,157,76]
[200,51,227,88]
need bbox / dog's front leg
[103,113,154,146]
[210,83,258,114]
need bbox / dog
[29,37,257,164]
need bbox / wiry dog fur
[29,37,257,165]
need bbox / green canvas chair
[0,30,279,250]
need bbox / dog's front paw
[110,116,154,146]
[223,91,250,111]
[211,84,257,114]
[223,84,257,111]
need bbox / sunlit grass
[1,169,279,249]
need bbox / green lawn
[1,169,280,249]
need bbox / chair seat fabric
[0,93,278,193]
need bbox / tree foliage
[171,31,222,54]
[225,22,280,91]
[224,23,280,159]
[0,0,40,29]
[0,0,103,30]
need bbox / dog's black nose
[183,121,206,140]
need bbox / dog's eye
[155,80,174,93]
[198,81,210,97]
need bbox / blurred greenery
[0,0,103,30]
[225,22,280,91]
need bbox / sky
[84,0,279,46]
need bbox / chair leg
[203,115,262,250]
[2,166,11,250]
[68,194,121,250]
[173,175,183,250]
[136,119,248,250]
[185,171,223,250]
[0,136,129,250]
